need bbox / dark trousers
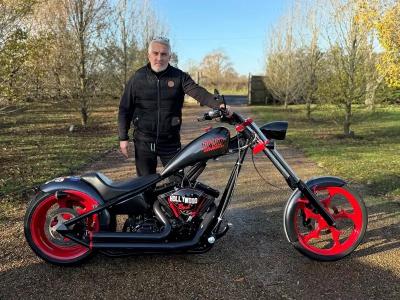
[134,138,181,176]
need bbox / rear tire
[24,191,100,266]
[284,185,367,261]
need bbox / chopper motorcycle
[24,98,368,265]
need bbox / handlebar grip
[197,109,224,122]
[209,110,222,118]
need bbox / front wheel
[284,185,367,261]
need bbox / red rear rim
[294,186,364,256]
[30,190,99,261]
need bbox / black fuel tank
[161,127,230,178]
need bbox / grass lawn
[0,97,120,199]
[251,104,400,198]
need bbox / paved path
[0,104,399,299]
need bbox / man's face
[148,42,171,72]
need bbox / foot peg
[215,222,232,239]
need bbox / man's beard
[151,63,168,72]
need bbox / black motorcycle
[24,98,368,265]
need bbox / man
[118,37,229,176]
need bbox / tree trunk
[365,76,383,112]
[365,80,376,112]
[344,102,352,136]
[54,70,62,100]
[122,16,127,87]
[8,73,14,103]
[306,100,311,120]
[81,105,88,126]
[284,94,288,110]
[79,31,87,126]
[365,84,376,112]
[35,75,40,100]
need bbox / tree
[296,2,324,119]
[189,50,246,92]
[0,0,35,48]
[375,2,400,88]
[63,0,109,126]
[23,33,55,100]
[353,0,393,110]
[0,29,29,104]
[0,0,36,106]
[199,50,233,89]
[355,0,399,90]
[27,0,81,102]
[98,0,141,97]
[265,16,302,109]
[26,0,109,123]
[322,0,371,136]
[99,0,170,98]
[136,0,168,55]
[363,43,384,111]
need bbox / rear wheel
[285,185,367,261]
[24,191,100,265]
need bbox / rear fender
[39,176,111,230]
[283,176,347,243]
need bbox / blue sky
[152,0,291,75]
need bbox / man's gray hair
[148,36,171,54]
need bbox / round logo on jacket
[167,80,175,87]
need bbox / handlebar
[197,91,237,123]
[197,109,224,122]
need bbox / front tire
[24,191,100,266]
[284,185,367,261]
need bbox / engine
[119,182,219,241]
[158,186,217,240]
[168,188,214,221]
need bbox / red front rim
[30,190,99,261]
[294,186,364,256]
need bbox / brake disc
[44,208,80,247]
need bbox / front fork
[210,132,336,239]
[243,121,336,227]
[263,145,336,227]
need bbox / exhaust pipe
[91,200,171,243]
[92,205,216,251]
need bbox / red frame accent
[252,140,270,154]
[235,118,253,132]
[29,190,99,261]
[89,231,93,250]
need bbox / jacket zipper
[152,69,167,152]
[155,79,160,152]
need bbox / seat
[81,172,161,201]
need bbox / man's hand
[220,104,233,117]
[120,140,130,158]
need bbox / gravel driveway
[1,105,399,299]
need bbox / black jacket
[118,64,220,142]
